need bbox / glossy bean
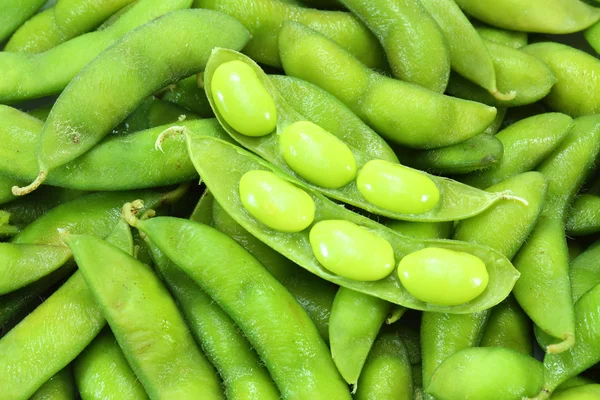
[454,0,600,33]
[31,367,76,400]
[461,113,573,189]
[4,8,64,53]
[183,135,520,312]
[0,0,192,103]
[125,213,351,399]
[355,330,413,400]
[523,42,600,117]
[474,23,528,49]
[278,22,497,149]
[74,328,149,400]
[426,347,543,400]
[566,195,600,236]
[15,9,250,196]
[446,40,557,107]
[338,0,450,92]
[0,0,46,42]
[569,241,600,303]
[193,0,386,69]
[480,295,532,355]
[203,49,520,222]
[64,232,223,399]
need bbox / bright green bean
[278,22,497,149]
[64,232,223,399]
[480,295,532,355]
[31,367,76,400]
[0,0,46,42]
[566,194,600,236]
[569,241,600,303]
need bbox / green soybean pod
[54,0,136,38]
[125,213,351,399]
[74,328,148,400]
[329,287,391,386]
[31,367,76,400]
[0,0,193,103]
[354,330,413,400]
[4,8,64,53]
[556,376,596,392]
[570,241,600,303]
[523,42,600,117]
[146,240,280,400]
[0,175,19,206]
[474,23,528,49]
[203,49,521,222]
[14,9,251,196]
[461,113,574,189]
[0,0,46,42]
[566,194,600,236]
[182,135,520,312]
[0,219,134,400]
[446,39,557,107]
[419,0,510,99]
[454,0,600,33]
[480,295,532,355]
[160,75,214,118]
[426,347,544,400]
[384,220,453,242]
[278,21,497,149]
[193,0,386,69]
[337,0,450,92]
[64,232,224,400]
[552,384,600,400]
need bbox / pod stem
[12,170,47,196]
[490,89,517,101]
[500,191,529,206]
[154,125,189,153]
[527,387,552,400]
[546,333,575,354]
[121,201,145,228]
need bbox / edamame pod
[203,49,521,222]
[566,194,600,236]
[551,384,600,400]
[454,0,600,33]
[446,40,557,107]
[461,113,574,189]
[385,220,453,242]
[193,0,385,69]
[31,368,76,400]
[64,232,224,400]
[14,9,250,196]
[4,9,64,53]
[74,328,149,400]
[569,241,600,303]
[0,219,134,399]
[182,135,520,313]
[474,23,528,49]
[54,0,136,39]
[338,0,450,92]
[419,0,510,99]
[125,213,352,399]
[0,0,193,103]
[159,75,214,118]
[354,330,413,400]
[329,288,390,387]
[0,175,19,206]
[279,22,497,149]
[523,42,600,117]
[0,0,46,42]
[426,347,543,400]
[147,240,280,400]
[480,295,533,355]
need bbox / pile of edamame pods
[1,0,600,399]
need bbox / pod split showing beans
[203,48,524,222]
[177,134,520,313]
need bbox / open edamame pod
[523,42,600,117]
[446,39,557,107]
[569,241,600,303]
[337,0,450,92]
[203,48,522,222]
[180,135,520,313]
[0,0,46,42]
[278,21,498,149]
[0,219,134,400]
[566,195,600,236]
[193,0,386,69]
[13,9,250,196]
[454,0,600,34]
[0,0,193,103]
[31,367,76,400]
[64,231,224,400]
[124,211,352,399]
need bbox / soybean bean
[14,9,250,196]
[566,195,600,236]
[569,241,600,303]
[181,135,520,313]
[0,0,46,42]
[338,0,450,92]
[193,0,386,69]
[278,21,497,149]
[64,232,224,399]
[203,49,523,222]
[480,295,532,355]
[31,367,76,400]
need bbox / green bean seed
[398,248,488,306]
[280,121,357,188]
[239,170,315,232]
[211,60,277,137]
[357,160,440,215]
[310,220,395,281]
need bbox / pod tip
[491,90,517,101]
[12,170,47,196]
[546,333,575,354]
[154,125,188,152]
